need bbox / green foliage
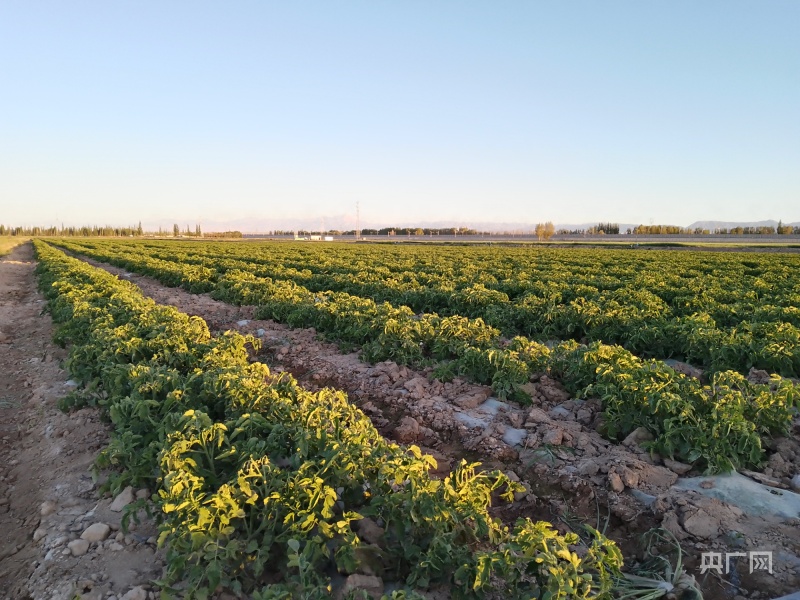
[52,237,800,376]
[34,240,622,599]
[46,238,800,473]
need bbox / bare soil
[0,243,162,600]
[2,242,798,599]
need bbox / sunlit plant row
[50,239,799,473]
[35,241,623,599]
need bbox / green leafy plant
[35,240,625,599]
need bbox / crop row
[54,239,800,376]
[49,240,799,473]
[63,239,800,321]
[35,240,628,599]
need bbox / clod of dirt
[337,574,384,600]
[663,458,693,475]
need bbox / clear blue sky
[2,1,799,230]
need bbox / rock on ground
[109,486,135,512]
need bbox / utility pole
[356,201,361,240]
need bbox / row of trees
[274,222,800,238]
[4,221,799,238]
[0,223,145,237]
[587,223,620,235]
[718,222,798,235]
[168,224,203,237]
[0,222,245,238]
[627,224,800,235]
[628,224,690,235]
[163,224,241,237]
[363,227,481,236]
[273,223,560,240]
[273,227,484,237]
[560,223,799,235]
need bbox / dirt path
[0,243,162,600]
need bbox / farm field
[0,237,27,257]
[51,239,800,468]
[2,238,800,599]
[54,238,800,377]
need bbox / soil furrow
[0,243,163,600]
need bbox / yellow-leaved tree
[535,222,555,241]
